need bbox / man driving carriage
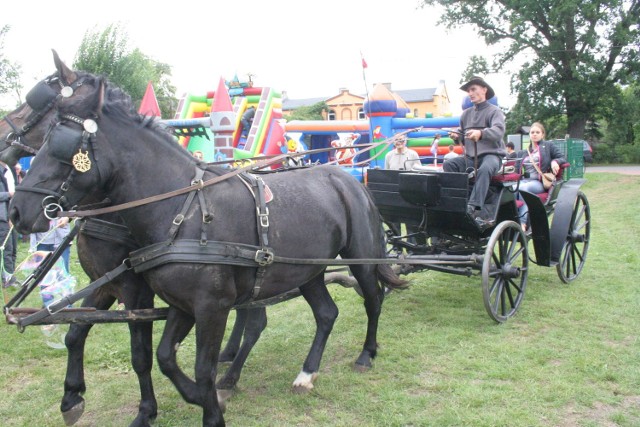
[445,76,506,227]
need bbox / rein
[57,129,418,219]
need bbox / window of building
[328,109,336,121]
[358,108,365,120]
[414,108,419,117]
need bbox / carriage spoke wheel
[482,221,529,323]
[556,191,590,283]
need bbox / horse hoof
[217,397,227,414]
[292,371,317,394]
[62,401,85,426]
[217,388,234,407]
[353,363,371,373]
[292,384,313,394]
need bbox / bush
[592,144,618,163]
[616,144,640,163]
[592,143,640,164]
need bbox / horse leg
[292,276,339,393]
[193,306,230,427]
[125,281,158,427]
[218,308,249,363]
[347,264,383,371]
[156,306,199,404]
[216,307,267,403]
[61,292,116,426]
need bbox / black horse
[9,64,406,426]
[0,51,270,426]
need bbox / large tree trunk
[567,115,587,139]
[565,95,589,139]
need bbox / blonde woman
[516,122,566,232]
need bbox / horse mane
[58,70,193,161]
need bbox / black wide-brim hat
[460,76,495,100]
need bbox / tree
[460,55,490,84]
[0,25,23,112]
[284,102,328,121]
[74,24,177,118]
[423,0,640,138]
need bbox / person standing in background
[384,135,420,170]
[30,217,72,273]
[0,160,15,287]
[14,163,25,184]
[443,144,459,162]
[431,133,441,166]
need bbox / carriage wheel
[482,221,529,323]
[556,191,590,283]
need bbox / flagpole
[360,52,373,154]
[360,51,370,106]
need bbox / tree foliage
[73,24,177,118]
[423,0,640,139]
[0,25,23,112]
[460,55,490,84]
[284,101,328,121]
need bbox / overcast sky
[2,0,514,114]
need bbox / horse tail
[376,264,409,290]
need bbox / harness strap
[167,167,205,242]
[128,239,471,274]
[80,218,139,249]
[16,261,131,329]
[196,176,213,244]
[129,240,266,273]
[238,173,273,298]
[3,116,40,154]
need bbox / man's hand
[465,129,482,142]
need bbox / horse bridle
[2,73,85,155]
[11,75,100,219]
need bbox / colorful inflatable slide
[170,83,284,162]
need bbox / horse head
[9,62,108,234]
[0,50,84,165]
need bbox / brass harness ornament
[71,119,98,173]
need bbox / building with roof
[282,80,451,120]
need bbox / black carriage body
[367,169,519,240]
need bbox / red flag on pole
[361,57,368,69]
[138,81,161,117]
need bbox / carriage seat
[490,159,521,184]
[515,162,570,207]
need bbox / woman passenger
[516,122,566,233]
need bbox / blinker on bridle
[50,113,98,173]
[2,74,82,154]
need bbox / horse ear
[52,49,77,84]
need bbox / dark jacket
[0,168,11,222]
[516,141,567,175]
[458,101,506,158]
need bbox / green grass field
[0,172,638,427]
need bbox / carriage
[366,158,590,322]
